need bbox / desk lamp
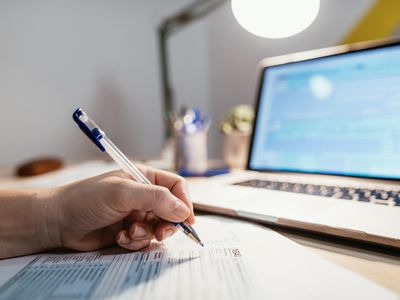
[158,0,320,138]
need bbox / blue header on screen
[249,44,400,179]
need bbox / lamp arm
[158,0,227,139]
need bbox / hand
[48,166,195,252]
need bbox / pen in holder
[170,108,210,174]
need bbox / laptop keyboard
[233,179,400,206]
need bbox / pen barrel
[100,136,151,185]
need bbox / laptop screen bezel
[246,38,400,181]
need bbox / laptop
[188,39,400,248]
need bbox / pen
[72,108,204,247]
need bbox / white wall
[0,0,210,166]
[0,0,379,166]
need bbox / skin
[0,165,195,259]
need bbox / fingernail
[163,229,174,240]
[118,234,131,245]
[133,225,147,238]
[173,201,189,219]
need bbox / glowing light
[310,75,334,100]
[231,0,320,39]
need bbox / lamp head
[231,0,320,39]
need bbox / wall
[0,0,210,166]
[0,0,379,166]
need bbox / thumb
[118,180,191,223]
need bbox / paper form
[0,216,397,300]
[0,248,248,300]
[0,217,250,300]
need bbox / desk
[275,226,400,293]
[0,162,399,295]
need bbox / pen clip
[72,108,106,152]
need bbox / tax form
[0,216,397,300]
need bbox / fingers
[137,166,195,224]
[116,221,178,251]
[116,180,191,223]
[123,210,148,225]
[117,234,151,251]
[102,168,195,224]
[154,221,177,242]
[169,179,195,224]
[116,223,153,251]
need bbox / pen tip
[200,242,204,247]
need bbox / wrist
[0,188,62,259]
[35,187,63,250]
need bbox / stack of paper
[0,216,397,300]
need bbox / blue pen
[73,108,204,247]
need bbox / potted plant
[219,105,254,169]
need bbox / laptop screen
[249,43,400,179]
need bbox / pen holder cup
[174,130,208,174]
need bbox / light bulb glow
[231,0,320,39]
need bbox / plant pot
[223,131,251,169]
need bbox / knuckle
[170,173,184,184]
[177,176,187,185]
[147,186,171,211]
[176,175,188,189]
[155,186,170,199]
